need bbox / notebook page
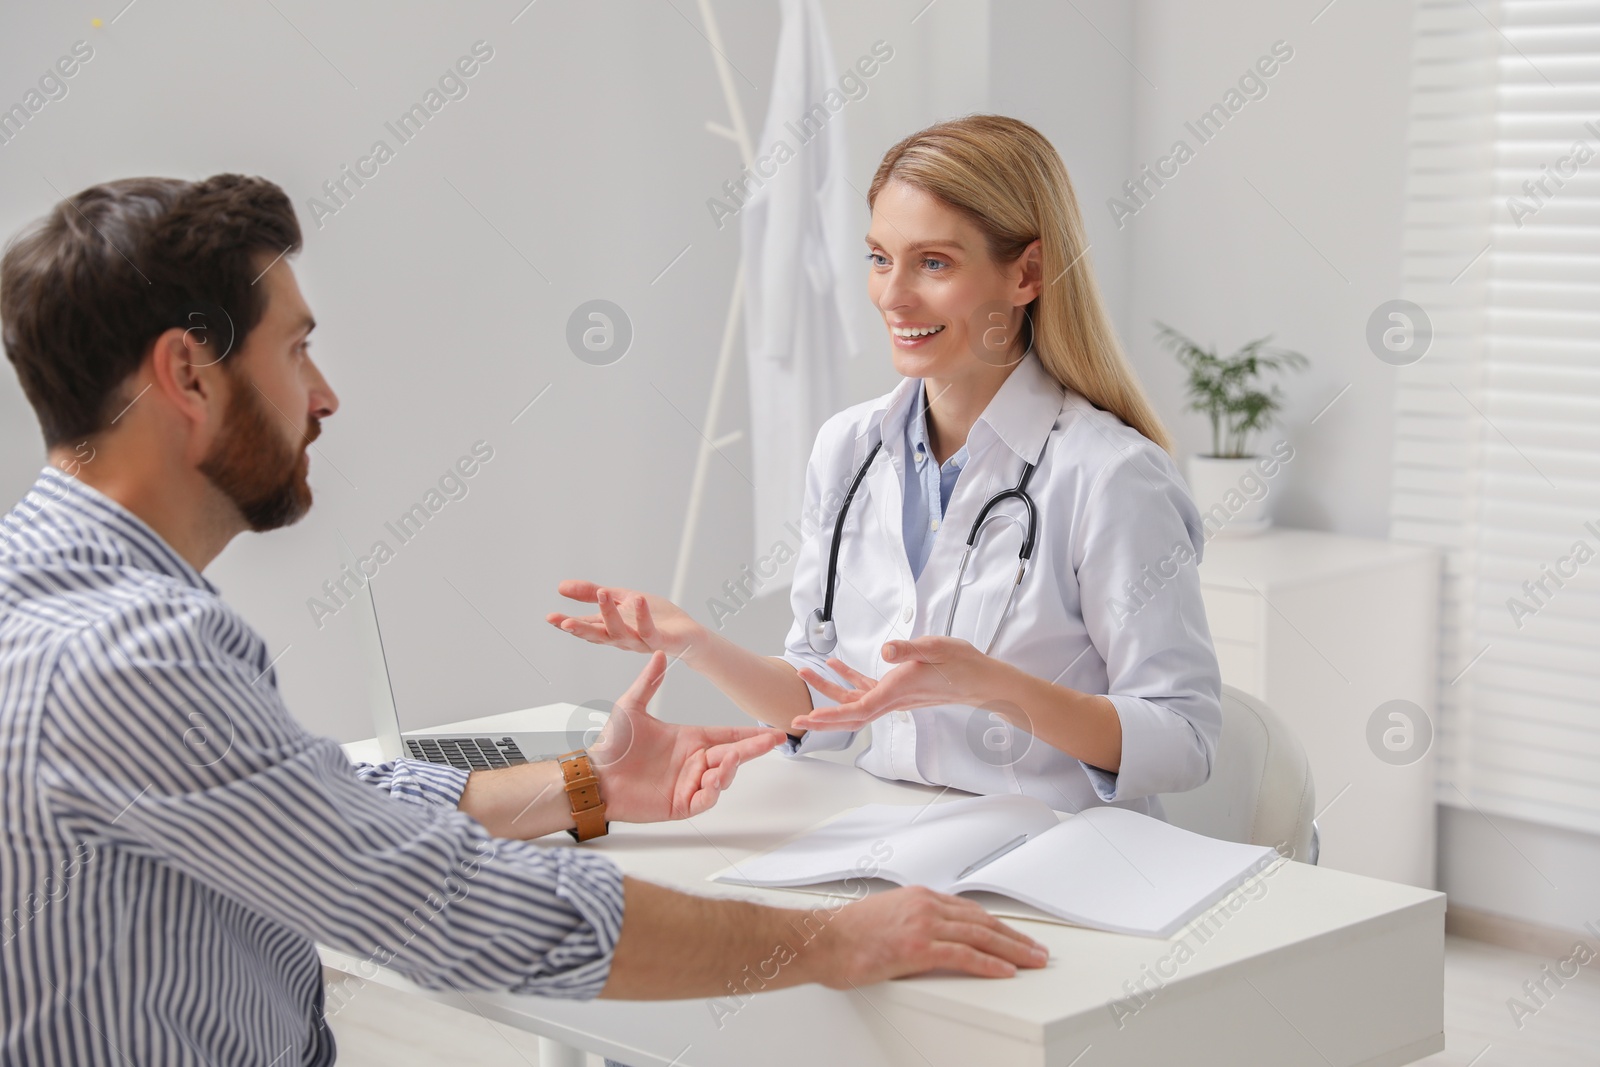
[951,805,1280,937]
[712,794,1059,891]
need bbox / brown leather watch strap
[558,750,609,842]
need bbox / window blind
[1391,0,1600,836]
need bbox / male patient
[0,175,1047,1064]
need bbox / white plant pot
[1186,454,1273,538]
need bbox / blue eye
[865,252,888,267]
[923,257,947,271]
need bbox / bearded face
[198,370,318,532]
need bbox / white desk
[325,705,1445,1067]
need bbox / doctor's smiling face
[865,180,1042,390]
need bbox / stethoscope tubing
[820,439,884,625]
[810,439,1043,656]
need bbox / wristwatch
[557,750,609,842]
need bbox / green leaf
[1154,321,1311,457]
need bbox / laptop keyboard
[405,736,531,771]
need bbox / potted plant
[1154,321,1309,536]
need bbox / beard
[198,374,318,532]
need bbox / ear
[1014,238,1044,306]
[147,325,230,433]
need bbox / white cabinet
[1197,528,1441,889]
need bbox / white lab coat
[778,353,1223,819]
[740,0,865,585]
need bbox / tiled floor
[1412,936,1600,1067]
[325,934,1600,1065]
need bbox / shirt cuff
[1078,694,1136,802]
[1078,759,1121,802]
[368,758,473,808]
[773,652,857,755]
[505,847,628,999]
[772,726,856,756]
[1079,693,1213,803]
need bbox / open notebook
[711,795,1282,938]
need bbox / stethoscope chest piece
[806,609,838,655]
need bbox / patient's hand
[547,580,703,660]
[590,650,786,823]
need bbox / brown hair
[1,174,301,446]
[868,115,1175,456]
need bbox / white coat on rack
[740,0,866,590]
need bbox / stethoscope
[805,430,1047,657]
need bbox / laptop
[359,574,603,773]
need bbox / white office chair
[1159,685,1320,864]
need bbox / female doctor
[548,115,1222,819]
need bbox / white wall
[1120,0,1417,537]
[989,0,1137,355]
[0,0,991,744]
[1439,808,1600,935]
[995,0,1418,533]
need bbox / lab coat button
[900,605,914,623]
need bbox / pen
[955,833,1029,880]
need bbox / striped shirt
[0,467,626,1066]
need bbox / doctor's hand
[789,637,988,732]
[547,580,704,660]
[590,650,787,823]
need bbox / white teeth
[892,325,945,338]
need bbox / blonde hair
[868,114,1175,456]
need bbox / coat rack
[666,0,758,610]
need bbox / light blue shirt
[902,379,969,581]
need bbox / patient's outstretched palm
[590,650,784,822]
